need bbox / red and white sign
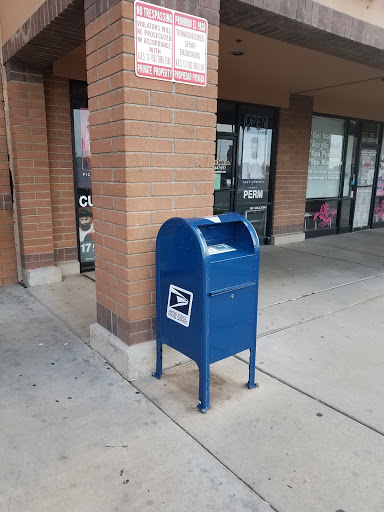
[174,12,207,86]
[134,1,173,81]
[134,0,207,87]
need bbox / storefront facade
[305,115,384,238]
[67,95,384,265]
[2,0,384,375]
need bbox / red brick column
[271,94,313,245]
[6,64,61,286]
[0,75,18,286]
[45,75,79,276]
[85,0,219,378]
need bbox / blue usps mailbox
[154,213,260,412]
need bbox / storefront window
[307,116,344,199]
[361,121,380,144]
[236,113,273,240]
[216,101,236,133]
[73,108,95,267]
[338,121,358,230]
[353,184,374,229]
[343,121,357,197]
[372,136,384,226]
[339,200,352,228]
[305,115,384,235]
[305,116,345,233]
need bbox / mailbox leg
[197,362,211,413]
[248,347,257,389]
[153,341,163,379]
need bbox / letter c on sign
[79,196,87,207]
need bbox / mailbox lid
[194,213,260,293]
[187,213,258,252]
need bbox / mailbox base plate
[197,403,211,414]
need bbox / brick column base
[271,94,313,245]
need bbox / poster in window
[376,160,384,197]
[358,148,376,186]
[237,123,271,208]
[241,132,266,180]
[375,138,384,198]
[78,206,95,262]
[353,187,373,228]
[74,108,94,264]
[77,109,92,189]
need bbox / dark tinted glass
[217,101,236,133]
[361,121,379,144]
[305,199,339,231]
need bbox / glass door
[214,101,276,245]
[338,121,358,233]
[353,147,378,229]
[352,122,381,231]
[235,107,274,245]
[371,134,384,228]
[214,136,235,215]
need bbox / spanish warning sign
[134,0,207,87]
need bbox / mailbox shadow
[161,359,249,411]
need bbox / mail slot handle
[209,282,255,296]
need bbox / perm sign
[134,0,207,86]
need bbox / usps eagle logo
[166,285,193,327]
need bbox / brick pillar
[0,74,18,286]
[271,94,313,245]
[45,75,79,277]
[6,64,61,286]
[85,0,219,379]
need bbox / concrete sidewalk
[2,229,384,511]
[0,286,269,512]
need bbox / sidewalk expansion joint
[25,286,89,345]
[303,237,384,259]
[234,359,384,439]
[258,293,384,339]
[260,271,384,310]
[280,245,383,269]
[129,380,281,512]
